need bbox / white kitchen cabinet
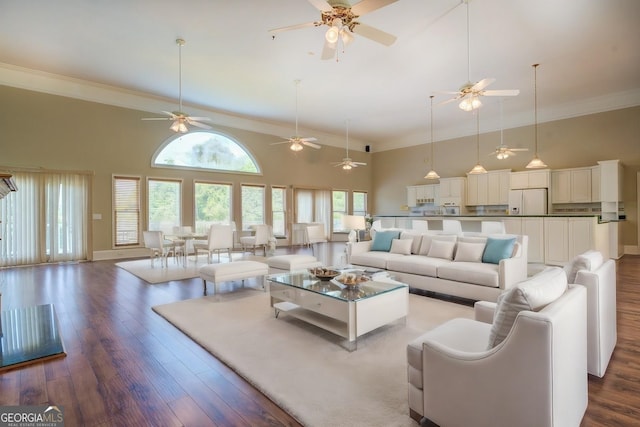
[510,170,550,189]
[544,217,604,266]
[439,177,466,205]
[407,186,417,207]
[502,218,522,235]
[598,160,623,221]
[591,166,601,202]
[466,173,488,206]
[523,218,545,263]
[551,168,592,203]
[487,170,510,205]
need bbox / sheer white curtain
[294,188,331,236]
[314,190,331,236]
[0,170,90,266]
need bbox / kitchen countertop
[375,214,625,223]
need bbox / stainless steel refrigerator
[508,189,548,215]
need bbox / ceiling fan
[269,0,398,61]
[331,120,366,170]
[142,38,212,133]
[271,80,321,152]
[438,0,519,111]
[489,98,528,159]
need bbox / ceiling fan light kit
[271,80,321,152]
[424,95,440,180]
[526,63,548,169]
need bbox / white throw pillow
[454,241,486,263]
[400,231,423,254]
[487,267,568,348]
[427,239,456,260]
[419,234,457,255]
[390,238,412,255]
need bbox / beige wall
[0,85,371,252]
[371,106,640,246]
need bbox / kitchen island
[372,214,620,265]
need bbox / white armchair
[565,250,617,377]
[407,268,588,427]
[305,224,327,255]
[143,230,180,267]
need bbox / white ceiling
[1,0,639,152]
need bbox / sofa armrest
[474,301,497,324]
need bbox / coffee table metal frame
[267,270,408,351]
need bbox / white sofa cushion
[386,255,451,277]
[487,267,568,348]
[418,234,457,255]
[454,241,486,263]
[428,239,456,260]
[390,238,412,255]
[437,262,500,288]
[564,249,604,283]
[400,231,423,254]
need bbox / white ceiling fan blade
[269,21,318,35]
[302,140,321,149]
[510,148,529,151]
[321,39,337,60]
[352,23,397,46]
[438,97,459,106]
[187,116,212,121]
[351,0,399,16]
[483,89,520,97]
[308,0,333,12]
[353,162,367,166]
[161,110,178,118]
[300,137,317,142]
[472,78,496,92]
[141,117,171,121]
[270,140,293,146]
[188,120,213,130]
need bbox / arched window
[153,131,260,174]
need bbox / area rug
[152,291,473,426]
[116,254,266,284]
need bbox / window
[271,186,286,237]
[332,190,348,232]
[153,131,260,173]
[194,181,232,234]
[353,191,368,217]
[1,170,90,266]
[148,178,181,234]
[113,176,141,247]
[241,184,265,230]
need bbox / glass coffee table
[267,269,408,351]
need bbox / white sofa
[564,250,617,377]
[407,268,588,426]
[347,231,528,302]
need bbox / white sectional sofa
[347,230,528,302]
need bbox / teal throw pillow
[482,237,516,264]
[371,230,401,252]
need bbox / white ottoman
[199,261,269,295]
[267,254,322,273]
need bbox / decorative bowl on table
[335,273,369,288]
[308,267,340,281]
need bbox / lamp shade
[343,215,366,230]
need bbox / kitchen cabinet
[598,160,623,221]
[591,166,600,202]
[551,168,592,203]
[544,217,605,266]
[510,170,550,189]
[439,177,466,205]
[467,171,509,206]
[407,184,439,206]
[503,217,544,263]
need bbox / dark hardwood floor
[0,244,638,426]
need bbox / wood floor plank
[0,247,638,426]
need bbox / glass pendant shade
[290,141,303,152]
[424,169,440,179]
[526,156,547,169]
[468,163,487,174]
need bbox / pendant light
[424,95,440,180]
[468,111,487,174]
[526,63,548,169]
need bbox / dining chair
[239,224,271,255]
[193,224,234,263]
[143,230,179,267]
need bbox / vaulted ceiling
[1,0,639,152]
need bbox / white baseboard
[93,248,148,261]
[623,245,640,255]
